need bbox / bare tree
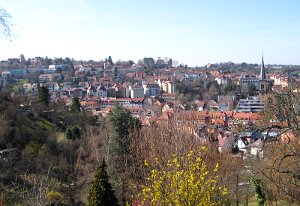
[0,8,12,41]
[250,90,300,204]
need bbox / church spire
[260,55,266,80]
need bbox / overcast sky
[1,0,300,66]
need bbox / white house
[250,139,264,158]
[129,85,144,98]
[87,85,97,97]
[97,85,107,98]
[237,137,249,153]
[23,83,38,93]
[158,79,176,94]
[215,76,228,86]
[39,74,53,83]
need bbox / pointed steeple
[260,55,266,80]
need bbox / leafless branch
[0,8,12,41]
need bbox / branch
[0,8,12,41]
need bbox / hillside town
[1,0,300,205]
[0,55,298,157]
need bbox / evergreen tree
[88,160,119,206]
[108,104,141,155]
[38,86,50,106]
[253,178,265,206]
[70,96,81,112]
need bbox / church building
[239,55,273,94]
[258,55,272,93]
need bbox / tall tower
[260,55,266,80]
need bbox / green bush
[65,126,80,140]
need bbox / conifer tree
[38,85,50,106]
[253,178,265,206]
[70,96,81,112]
[87,160,119,206]
[108,104,141,155]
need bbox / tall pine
[38,85,50,106]
[70,96,81,112]
[88,160,119,206]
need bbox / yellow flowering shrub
[141,148,228,206]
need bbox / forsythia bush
[141,148,228,206]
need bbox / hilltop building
[239,55,273,94]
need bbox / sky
[0,0,300,66]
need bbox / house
[87,85,97,97]
[124,105,144,118]
[23,83,38,93]
[68,88,86,97]
[184,72,205,81]
[114,83,130,98]
[166,81,176,94]
[157,79,176,94]
[238,74,260,92]
[143,83,161,97]
[194,100,205,111]
[78,81,89,88]
[230,112,262,125]
[215,75,228,86]
[80,100,100,110]
[49,64,61,70]
[272,74,290,88]
[236,136,250,153]
[39,74,53,83]
[250,139,264,158]
[217,130,235,152]
[206,100,219,111]
[129,84,144,98]
[97,85,107,98]
[144,105,163,117]
[236,131,263,153]
[99,97,115,110]
[218,95,234,111]
[114,98,144,107]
